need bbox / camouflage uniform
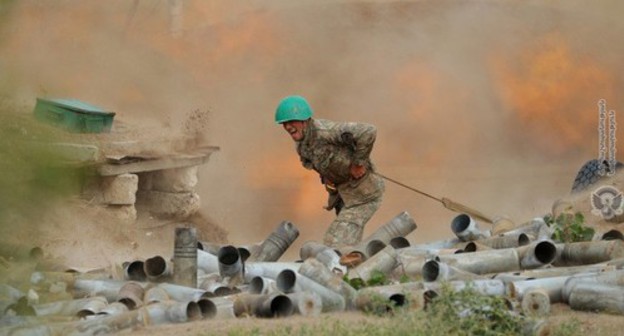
[296,118,385,248]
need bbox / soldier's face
[282,120,306,141]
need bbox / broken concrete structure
[45,120,219,222]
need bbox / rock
[101,174,138,205]
[136,190,200,219]
[106,204,138,223]
[142,166,199,193]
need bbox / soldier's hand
[350,164,366,179]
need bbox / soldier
[275,95,385,248]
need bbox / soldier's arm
[336,122,377,166]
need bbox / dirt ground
[115,304,624,336]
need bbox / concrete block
[106,204,137,223]
[136,190,200,219]
[137,172,154,191]
[101,174,138,205]
[151,166,199,192]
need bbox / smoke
[1,1,623,257]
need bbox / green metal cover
[34,98,116,133]
[43,98,114,115]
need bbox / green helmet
[275,95,313,124]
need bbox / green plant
[399,273,410,283]
[423,283,528,336]
[544,212,595,243]
[366,269,388,286]
[343,269,389,290]
[551,318,582,336]
[217,284,533,336]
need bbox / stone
[136,190,200,219]
[106,204,138,223]
[101,174,138,205]
[150,166,199,193]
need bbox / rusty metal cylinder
[198,242,259,263]
[158,283,207,302]
[72,309,143,334]
[0,284,24,302]
[567,282,624,314]
[32,296,108,317]
[422,260,483,282]
[554,240,624,266]
[173,227,198,287]
[477,233,530,249]
[509,276,572,303]
[393,253,428,278]
[438,248,520,275]
[608,257,624,269]
[199,277,238,297]
[463,241,493,252]
[218,245,243,283]
[276,269,345,312]
[561,270,624,301]
[237,244,261,263]
[490,216,516,235]
[601,229,624,241]
[414,238,462,250]
[298,258,357,308]
[346,212,417,258]
[299,241,344,272]
[365,240,388,257]
[501,218,549,239]
[117,282,144,310]
[355,283,426,313]
[123,260,147,282]
[197,249,219,275]
[518,240,558,269]
[249,276,277,295]
[97,302,129,316]
[205,296,237,319]
[144,255,173,282]
[390,236,411,249]
[349,245,398,282]
[77,297,109,318]
[300,241,333,260]
[197,241,221,255]
[233,293,294,318]
[73,279,127,302]
[196,298,217,319]
[144,286,170,304]
[367,211,417,243]
[248,221,300,262]
[521,288,551,316]
[243,262,301,282]
[286,292,322,317]
[512,264,616,279]
[451,214,490,241]
[143,300,202,324]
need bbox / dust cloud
[1,0,623,259]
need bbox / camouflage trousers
[322,197,382,248]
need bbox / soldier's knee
[323,221,363,248]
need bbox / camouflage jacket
[296,118,384,207]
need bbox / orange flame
[491,33,615,154]
[246,151,326,218]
